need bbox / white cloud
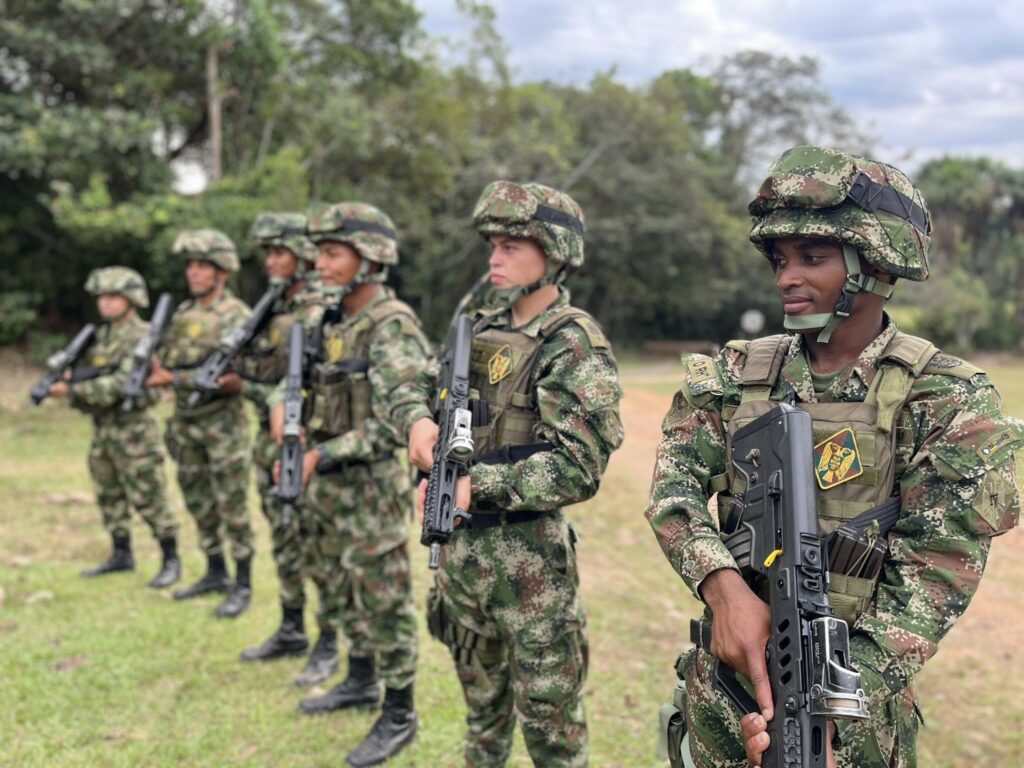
[416,0,1024,169]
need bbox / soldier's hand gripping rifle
[186,284,283,407]
[121,292,173,411]
[692,403,869,768]
[420,314,475,570]
[29,324,97,405]
[275,323,306,527]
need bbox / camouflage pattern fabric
[306,202,399,265]
[84,266,150,308]
[242,283,327,622]
[646,321,1021,767]
[161,290,254,561]
[248,212,318,262]
[302,465,416,682]
[437,513,589,767]
[267,288,433,687]
[171,228,240,272]
[69,317,175,540]
[748,145,930,281]
[394,289,624,767]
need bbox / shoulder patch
[681,353,723,406]
[923,352,984,380]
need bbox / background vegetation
[4,0,1024,353]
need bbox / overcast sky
[417,0,1024,171]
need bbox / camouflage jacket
[398,289,624,514]
[269,288,433,463]
[159,289,251,411]
[238,281,324,418]
[646,320,1021,703]
[69,316,152,414]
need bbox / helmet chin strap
[783,245,895,343]
[494,262,567,307]
[321,262,387,303]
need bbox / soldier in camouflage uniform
[647,146,1021,768]
[48,267,180,587]
[267,202,428,767]
[236,212,342,687]
[146,230,256,619]
[405,181,624,767]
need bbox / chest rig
[467,305,597,461]
[305,297,418,444]
[71,324,132,416]
[714,331,943,624]
[236,302,298,385]
[162,300,225,370]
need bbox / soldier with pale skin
[648,146,1021,768]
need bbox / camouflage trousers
[678,647,919,767]
[434,512,588,768]
[88,413,177,541]
[252,428,330,631]
[303,459,417,688]
[165,401,253,561]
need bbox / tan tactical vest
[71,324,134,417]
[306,297,419,443]
[162,301,226,370]
[236,305,298,385]
[712,331,980,624]
[467,305,607,458]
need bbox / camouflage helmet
[306,202,399,265]
[473,181,585,269]
[84,266,149,309]
[171,228,240,272]
[748,145,930,281]
[248,212,317,262]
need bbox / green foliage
[0,290,39,345]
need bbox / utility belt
[310,360,370,387]
[466,510,551,531]
[449,440,554,531]
[91,408,149,426]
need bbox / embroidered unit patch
[814,427,864,490]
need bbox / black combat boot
[215,556,252,618]
[81,533,134,578]
[172,553,230,600]
[148,537,181,589]
[293,627,340,687]
[345,684,418,767]
[240,604,308,661]
[299,654,381,714]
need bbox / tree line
[3,0,1022,354]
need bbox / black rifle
[692,403,869,768]
[121,292,174,411]
[186,284,283,407]
[275,322,306,526]
[29,324,97,405]
[420,314,475,569]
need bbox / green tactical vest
[467,305,608,458]
[306,297,419,444]
[70,323,135,417]
[162,300,226,370]
[236,304,299,385]
[710,331,982,624]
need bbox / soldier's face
[771,238,848,318]
[96,293,132,320]
[185,259,221,296]
[316,241,361,286]
[488,235,547,288]
[265,245,298,280]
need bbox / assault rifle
[275,322,306,526]
[29,324,97,405]
[692,403,869,767]
[420,314,474,569]
[121,292,174,411]
[187,284,283,407]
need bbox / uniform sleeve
[242,380,275,411]
[644,354,738,600]
[316,315,434,463]
[470,323,623,512]
[849,378,1021,703]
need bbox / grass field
[1,352,1022,767]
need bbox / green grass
[2,357,1022,767]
